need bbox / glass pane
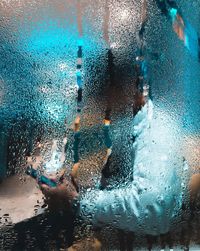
[0,0,199,250]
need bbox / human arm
[39,100,179,235]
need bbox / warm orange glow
[173,14,185,42]
[104,119,111,125]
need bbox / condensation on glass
[0,0,199,250]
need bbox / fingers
[40,184,53,194]
[40,183,58,197]
[70,175,79,192]
[39,171,78,195]
[61,179,75,190]
[45,169,66,183]
[71,163,80,178]
[48,173,57,182]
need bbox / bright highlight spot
[110,42,120,49]
[59,63,68,71]
[120,9,130,21]
[45,149,62,173]
[169,8,178,19]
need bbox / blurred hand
[189,173,200,202]
[40,174,79,212]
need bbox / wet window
[0,0,200,250]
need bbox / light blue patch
[78,38,84,47]
[76,71,82,77]
[169,8,178,19]
[18,19,103,55]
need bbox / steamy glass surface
[0,0,199,250]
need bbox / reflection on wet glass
[0,0,200,250]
